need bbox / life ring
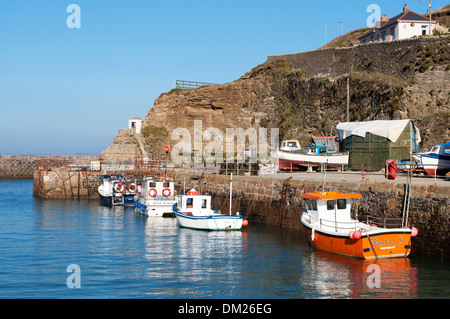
[128,183,136,193]
[114,183,125,193]
[148,188,157,198]
[162,188,171,197]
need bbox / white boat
[278,140,349,170]
[173,189,247,231]
[135,177,177,217]
[98,174,136,207]
[420,142,450,176]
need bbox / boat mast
[229,165,233,215]
[403,121,413,228]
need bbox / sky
[0,0,448,155]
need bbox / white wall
[129,119,143,134]
[398,21,435,39]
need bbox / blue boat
[420,142,450,176]
[98,174,136,206]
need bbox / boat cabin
[301,192,362,231]
[141,177,175,199]
[177,190,213,215]
[280,140,302,152]
[306,145,329,155]
[427,143,450,156]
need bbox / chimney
[403,2,409,13]
[382,14,388,21]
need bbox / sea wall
[33,168,450,257]
[0,155,73,179]
[0,155,99,179]
[267,36,450,80]
[32,169,149,199]
[187,174,449,257]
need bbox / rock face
[103,36,450,158]
[102,129,142,160]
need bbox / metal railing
[175,80,218,90]
[307,215,407,233]
[366,216,405,229]
[33,156,449,185]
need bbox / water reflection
[303,250,418,298]
[1,179,441,299]
[142,217,247,298]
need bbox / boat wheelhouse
[300,191,417,259]
[98,174,136,207]
[173,189,247,231]
[135,177,177,217]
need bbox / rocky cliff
[102,35,449,159]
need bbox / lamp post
[419,0,433,36]
[320,23,328,47]
[339,21,344,36]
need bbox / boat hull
[135,198,177,217]
[301,220,412,260]
[421,154,450,176]
[99,193,135,207]
[174,208,243,231]
[277,150,349,170]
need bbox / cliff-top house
[359,2,436,44]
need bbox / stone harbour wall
[186,174,449,257]
[33,168,449,257]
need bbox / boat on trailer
[277,140,348,171]
[134,177,177,217]
[300,191,418,259]
[420,142,450,176]
[173,189,248,231]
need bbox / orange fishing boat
[300,192,418,260]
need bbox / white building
[129,117,143,134]
[359,2,436,44]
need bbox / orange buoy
[242,220,249,227]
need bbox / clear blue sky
[0,0,447,154]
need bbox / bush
[421,63,430,71]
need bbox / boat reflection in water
[302,250,418,298]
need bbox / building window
[382,31,386,41]
[422,25,427,35]
[391,27,395,40]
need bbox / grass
[349,70,407,88]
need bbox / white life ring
[162,188,171,197]
[114,183,125,193]
[128,183,136,193]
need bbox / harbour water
[0,179,448,299]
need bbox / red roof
[359,10,436,40]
